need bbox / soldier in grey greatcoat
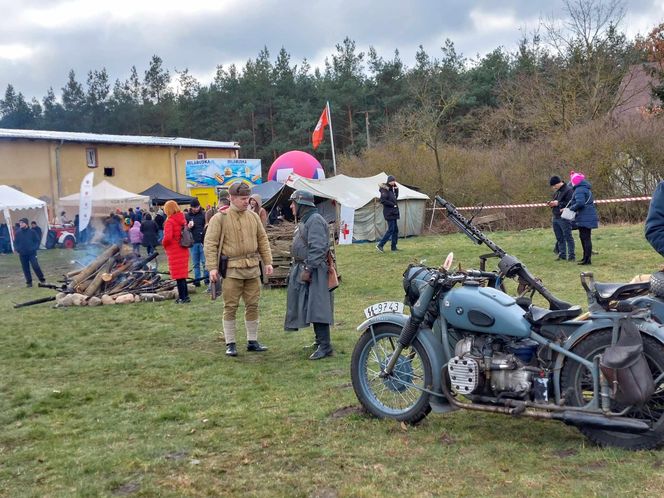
[284,190,335,360]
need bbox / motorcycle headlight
[403,264,436,306]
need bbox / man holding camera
[204,181,273,357]
[547,175,575,261]
[185,198,208,287]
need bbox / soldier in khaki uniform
[204,182,274,357]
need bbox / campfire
[14,245,198,308]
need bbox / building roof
[612,63,663,122]
[0,128,240,149]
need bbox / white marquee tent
[0,185,49,251]
[59,180,149,217]
[284,172,430,242]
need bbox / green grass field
[2,224,664,497]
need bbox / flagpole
[326,101,337,176]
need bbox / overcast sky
[0,0,663,101]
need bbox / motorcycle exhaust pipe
[440,369,652,434]
[552,411,651,434]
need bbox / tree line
[1,1,664,207]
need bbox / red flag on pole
[312,105,329,150]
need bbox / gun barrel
[435,196,505,257]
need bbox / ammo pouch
[219,255,229,279]
[600,319,654,405]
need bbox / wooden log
[13,296,57,309]
[67,245,120,291]
[84,259,115,297]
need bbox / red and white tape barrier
[448,196,653,211]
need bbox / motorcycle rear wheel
[351,323,432,424]
[561,329,664,450]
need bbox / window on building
[197,151,207,159]
[86,147,98,168]
[104,167,115,177]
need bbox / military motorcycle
[351,196,664,450]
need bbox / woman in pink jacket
[128,220,143,255]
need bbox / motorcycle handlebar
[515,265,573,311]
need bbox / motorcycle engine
[447,336,536,398]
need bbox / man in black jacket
[185,198,208,286]
[547,176,576,261]
[376,175,400,252]
[14,218,45,287]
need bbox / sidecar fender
[552,316,664,403]
[357,313,456,413]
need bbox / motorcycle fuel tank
[441,283,532,337]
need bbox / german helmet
[289,189,315,207]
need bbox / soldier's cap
[228,181,251,196]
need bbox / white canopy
[59,180,150,217]
[285,172,428,208]
[284,172,430,241]
[0,185,49,251]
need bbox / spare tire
[45,230,57,249]
[651,272,664,298]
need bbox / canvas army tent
[59,180,149,217]
[0,185,49,251]
[283,173,429,241]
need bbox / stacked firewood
[49,245,189,307]
[265,222,297,286]
[264,222,338,288]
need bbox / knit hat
[570,171,585,186]
[190,198,201,208]
[19,217,29,224]
[549,175,561,186]
[386,175,396,183]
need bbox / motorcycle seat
[594,282,650,302]
[526,305,582,325]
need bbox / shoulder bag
[180,225,194,248]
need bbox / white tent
[285,172,430,241]
[59,180,149,217]
[0,185,49,251]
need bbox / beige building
[0,129,239,211]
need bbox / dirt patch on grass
[329,405,365,418]
[112,481,140,495]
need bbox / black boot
[305,327,321,350]
[247,340,268,352]
[225,343,237,357]
[309,324,333,360]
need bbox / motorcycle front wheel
[560,329,664,450]
[351,323,432,424]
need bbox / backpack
[180,225,194,248]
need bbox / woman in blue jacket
[568,171,599,265]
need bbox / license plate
[363,301,404,319]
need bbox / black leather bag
[600,319,654,405]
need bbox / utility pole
[355,110,376,148]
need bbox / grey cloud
[0,0,661,100]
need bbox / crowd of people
[8,170,664,362]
